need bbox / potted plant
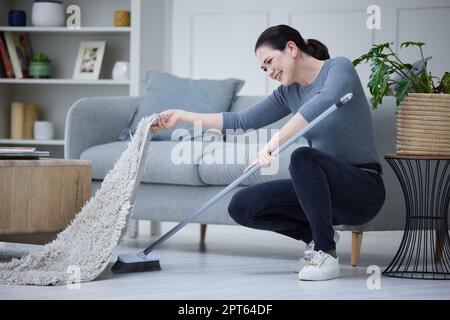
[353,42,450,156]
[29,53,52,78]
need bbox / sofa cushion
[80,140,206,186]
[198,141,308,186]
[118,71,245,141]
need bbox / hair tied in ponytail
[254,25,330,60]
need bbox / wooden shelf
[0,26,131,34]
[0,139,65,146]
[0,79,130,85]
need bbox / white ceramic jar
[34,121,54,140]
[112,61,130,80]
[31,0,65,27]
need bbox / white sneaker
[298,250,340,281]
[291,231,340,273]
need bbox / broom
[111,93,353,274]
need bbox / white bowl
[112,61,130,81]
[32,1,65,27]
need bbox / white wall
[169,0,450,95]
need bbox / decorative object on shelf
[114,10,131,27]
[354,41,450,156]
[3,32,33,79]
[0,32,14,79]
[8,10,27,27]
[9,102,41,139]
[10,102,25,139]
[31,0,65,27]
[34,121,54,140]
[112,61,130,80]
[73,41,106,80]
[29,53,52,78]
[23,103,40,139]
[0,59,5,78]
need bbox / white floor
[1,223,449,300]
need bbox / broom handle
[143,93,353,255]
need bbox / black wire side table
[384,154,450,279]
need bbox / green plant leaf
[403,63,413,70]
[368,58,390,108]
[353,53,372,66]
[436,72,450,94]
[356,40,448,108]
[414,70,433,93]
[395,77,413,105]
[401,41,425,48]
[32,53,51,62]
[353,43,394,67]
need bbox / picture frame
[72,41,106,80]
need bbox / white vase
[34,121,54,140]
[112,61,130,81]
[31,1,65,27]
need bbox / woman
[151,25,386,281]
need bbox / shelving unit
[0,0,155,158]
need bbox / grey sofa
[65,95,404,266]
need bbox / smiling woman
[254,25,329,86]
[152,24,385,282]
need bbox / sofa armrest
[64,96,141,159]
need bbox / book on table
[0,146,36,153]
[0,146,49,159]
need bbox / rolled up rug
[0,115,157,286]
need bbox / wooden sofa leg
[200,224,207,243]
[351,232,363,267]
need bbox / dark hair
[254,25,329,61]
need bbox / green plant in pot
[29,53,52,78]
[353,42,450,156]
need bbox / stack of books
[0,146,50,159]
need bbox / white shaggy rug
[0,115,157,286]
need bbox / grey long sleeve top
[221,56,380,165]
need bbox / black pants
[228,147,386,252]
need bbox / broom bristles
[111,251,161,274]
[111,259,161,274]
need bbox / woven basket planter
[396,93,450,156]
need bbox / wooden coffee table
[0,159,92,244]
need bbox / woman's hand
[150,109,185,133]
[150,121,161,133]
[243,145,276,173]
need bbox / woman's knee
[289,146,317,173]
[228,189,256,226]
